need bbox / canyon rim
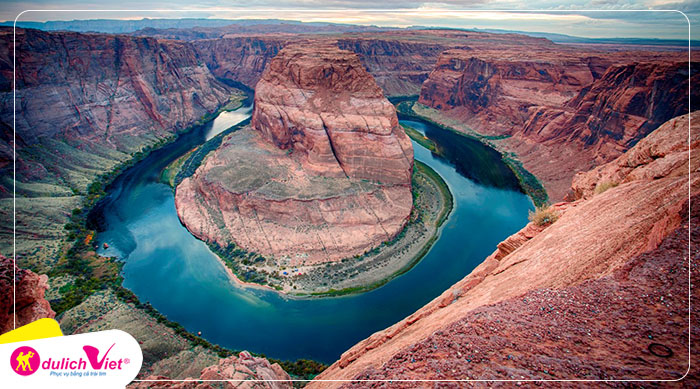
[0,7,698,387]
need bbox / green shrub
[528,205,558,226]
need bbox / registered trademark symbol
[123,358,131,364]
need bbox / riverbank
[292,160,453,297]
[91,94,532,364]
[43,90,327,378]
[396,99,549,207]
[49,92,246,312]
[161,110,454,297]
[180,155,453,298]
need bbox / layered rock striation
[251,42,413,184]
[0,27,234,267]
[2,28,232,156]
[311,111,698,384]
[176,43,413,265]
[0,254,55,334]
[193,36,289,89]
[418,47,696,200]
[130,351,292,389]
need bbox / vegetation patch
[528,205,559,227]
[502,156,549,207]
[594,180,618,195]
[401,123,438,153]
[396,98,549,207]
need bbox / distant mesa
[175,42,414,265]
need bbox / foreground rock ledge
[309,111,699,385]
[176,42,414,265]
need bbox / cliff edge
[311,111,698,384]
[176,43,414,266]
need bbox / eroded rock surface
[130,351,292,389]
[418,47,697,200]
[176,43,413,265]
[0,27,235,268]
[0,254,55,334]
[310,112,698,385]
[252,43,413,183]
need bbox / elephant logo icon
[10,346,40,376]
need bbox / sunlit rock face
[176,42,414,265]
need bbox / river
[92,105,533,363]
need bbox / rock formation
[130,351,292,389]
[336,36,452,96]
[310,111,698,384]
[188,30,572,97]
[193,37,289,89]
[0,254,55,334]
[418,49,600,126]
[0,26,233,197]
[176,43,413,265]
[0,27,234,265]
[251,42,413,184]
[417,47,696,200]
[523,61,698,160]
[1,28,232,154]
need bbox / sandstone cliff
[1,27,232,187]
[130,351,292,389]
[188,30,573,98]
[193,36,289,89]
[176,43,413,265]
[417,47,696,200]
[251,42,413,184]
[337,36,452,96]
[311,112,698,384]
[0,27,234,268]
[0,254,55,334]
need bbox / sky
[0,1,697,41]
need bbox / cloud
[1,0,696,40]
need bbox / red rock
[571,112,697,200]
[176,42,413,265]
[1,28,232,145]
[0,27,235,263]
[417,47,697,200]
[129,352,292,389]
[0,254,55,335]
[193,36,289,88]
[310,112,699,385]
[251,42,413,184]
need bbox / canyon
[153,28,697,202]
[0,27,238,270]
[0,20,697,385]
[417,47,698,200]
[175,42,414,265]
[311,111,698,385]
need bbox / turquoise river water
[92,105,533,363]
